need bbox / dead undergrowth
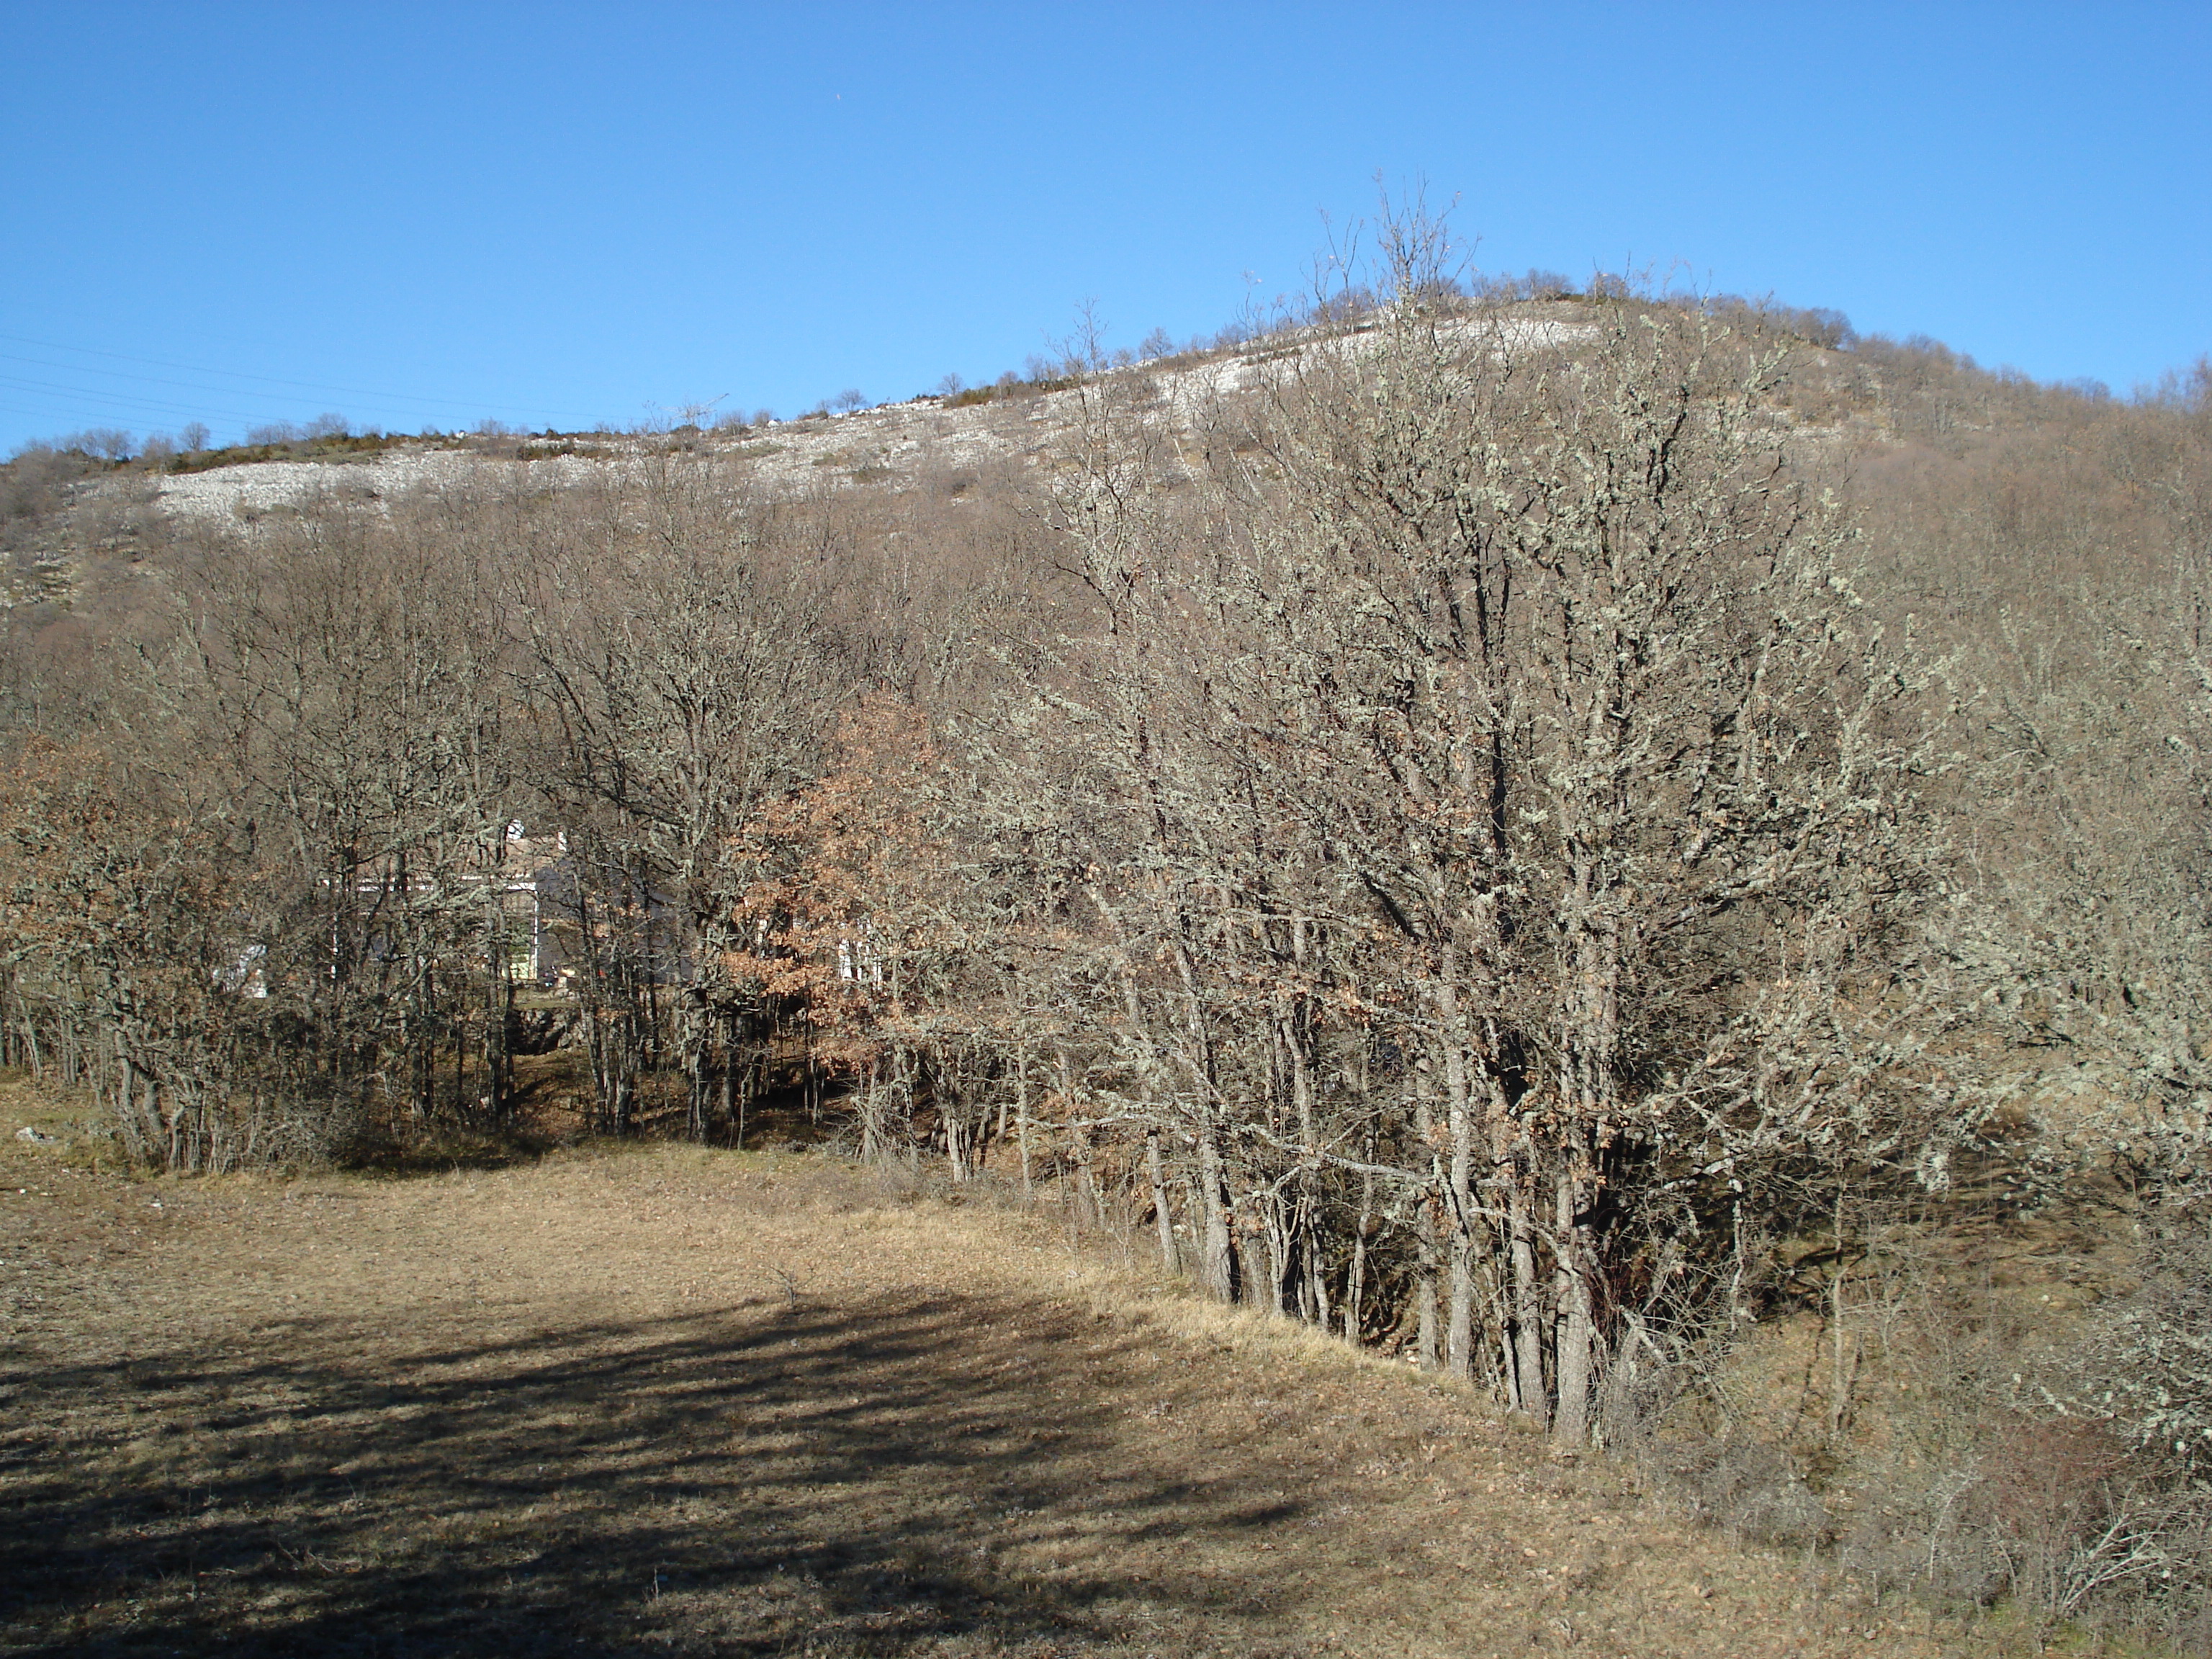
[0,1108,2093,1658]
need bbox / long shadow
[0,1287,1316,1656]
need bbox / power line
[0,374,283,429]
[0,349,482,420]
[0,400,167,428]
[0,370,611,443]
[0,331,610,424]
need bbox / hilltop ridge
[2,298,1762,601]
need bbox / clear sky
[2,2,2206,452]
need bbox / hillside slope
[2,1118,2016,1659]
[0,302,1634,606]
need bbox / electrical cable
[0,374,284,429]
[0,332,608,424]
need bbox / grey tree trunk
[1551,1164,1596,1444]
[1146,1124,1178,1272]
[1436,951,1478,1382]
[1511,1172,1549,1427]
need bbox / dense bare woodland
[5,220,2211,1642]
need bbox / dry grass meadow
[0,1087,2067,1658]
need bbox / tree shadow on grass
[1,1289,1315,1656]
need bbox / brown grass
[0,1089,2062,1657]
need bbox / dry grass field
[0,1100,2061,1658]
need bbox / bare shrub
[1474,266,1575,301]
[1,444,87,522]
[2062,1195,2212,1480]
[40,428,136,460]
[1661,1434,1830,1547]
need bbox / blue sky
[2,2,2206,452]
